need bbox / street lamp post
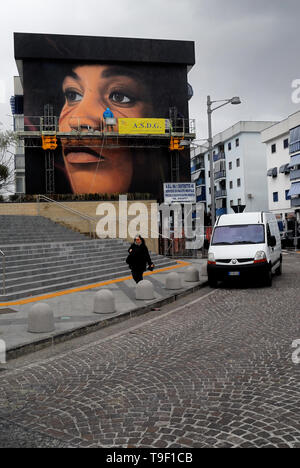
[207,95,241,227]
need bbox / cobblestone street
[0,253,299,448]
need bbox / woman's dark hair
[134,234,145,245]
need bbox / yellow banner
[118,118,166,135]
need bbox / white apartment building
[204,121,277,217]
[261,110,300,224]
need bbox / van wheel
[208,274,218,288]
[275,258,282,276]
[264,266,273,287]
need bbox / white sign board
[164,183,196,204]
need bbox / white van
[207,212,282,287]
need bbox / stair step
[0,260,176,301]
[3,247,128,265]
[0,259,176,299]
[0,215,176,301]
[1,252,168,279]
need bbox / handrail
[36,195,175,255]
[0,249,5,295]
[37,194,97,238]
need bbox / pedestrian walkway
[0,258,208,358]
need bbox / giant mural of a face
[59,65,154,194]
[23,56,191,199]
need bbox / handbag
[126,254,132,266]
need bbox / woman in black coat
[126,235,154,283]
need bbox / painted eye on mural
[109,91,135,105]
[64,89,83,104]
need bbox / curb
[6,279,209,360]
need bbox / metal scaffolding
[17,116,196,149]
[16,115,196,193]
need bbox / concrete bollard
[135,280,155,300]
[94,289,116,314]
[165,272,182,290]
[28,303,55,333]
[184,266,200,282]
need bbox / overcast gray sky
[1,0,300,138]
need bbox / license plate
[228,271,240,276]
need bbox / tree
[0,130,19,193]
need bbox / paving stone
[0,254,299,447]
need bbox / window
[236,158,240,167]
[230,181,233,189]
[228,142,232,151]
[15,154,25,170]
[15,176,25,193]
[285,190,291,201]
[230,200,234,207]
[237,198,241,205]
[237,178,241,187]
[283,138,289,149]
[235,138,239,147]
[212,225,265,246]
[271,143,276,154]
[229,162,232,170]
[273,192,279,202]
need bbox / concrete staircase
[0,215,176,301]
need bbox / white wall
[225,135,245,211]
[242,132,269,212]
[266,134,291,213]
[205,129,270,214]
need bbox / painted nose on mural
[68,115,101,132]
[68,104,102,132]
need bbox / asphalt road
[0,253,299,448]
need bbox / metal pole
[3,255,5,295]
[0,251,5,295]
[207,96,216,227]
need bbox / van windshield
[212,224,265,245]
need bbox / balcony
[196,194,206,202]
[195,177,205,186]
[290,168,300,181]
[215,189,227,199]
[214,170,226,181]
[213,152,226,162]
[216,207,227,216]
[289,141,300,154]
[191,163,205,173]
[291,197,300,207]
[196,186,206,202]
